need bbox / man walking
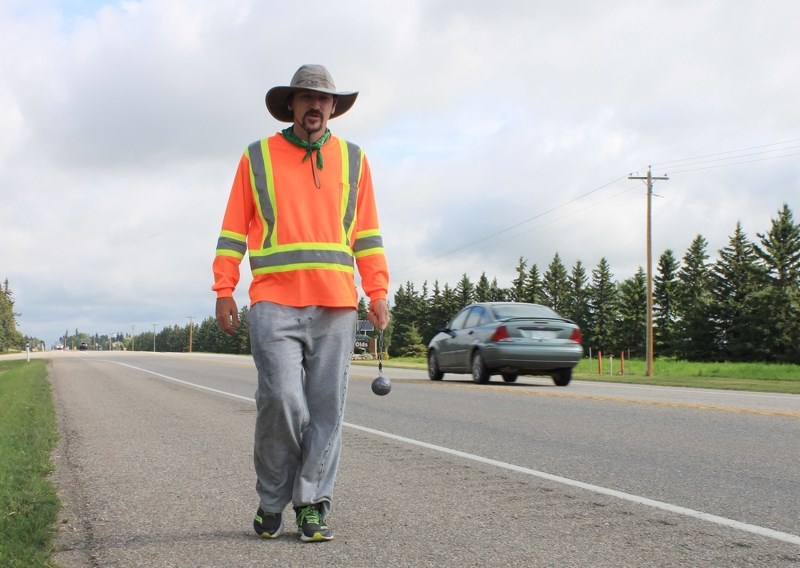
[212,64,390,542]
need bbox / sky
[1,0,798,346]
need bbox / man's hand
[367,299,390,330]
[216,297,240,335]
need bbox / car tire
[553,368,572,387]
[428,350,444,381]
[471,352,490,384]
[501,373,518,383]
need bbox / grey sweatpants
[247,301,357,519]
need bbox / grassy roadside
[355,356,800,394]
[572,357,800,393]
[0,359,60,568]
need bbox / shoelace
[297,506,322,526]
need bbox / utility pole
[187,317,195,353]
[628,165,668,377]
[131,325,135,352]
[153,324,157,352]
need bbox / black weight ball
[371,375,391,396]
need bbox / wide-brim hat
[266,64,358,123]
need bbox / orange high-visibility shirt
[212,133,389,309]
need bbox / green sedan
[427,302,584,386]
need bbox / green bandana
[281,127,330,170]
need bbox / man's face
[288,90,337,136]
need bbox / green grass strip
[573,358,800,393]
[0,359,61,568]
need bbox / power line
[650,137,800,169]
[663,150,800,175]
[393,175,628,278]
[653,144,800,170]
[412,185,640,272]
[392,137,798,284]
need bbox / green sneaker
[295,505,333,542]
[254,507,284,539]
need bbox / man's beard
[301,111,324,135]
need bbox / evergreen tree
[563,260,591,352]
[407,280,434,344]
[389,281,422,357]
[674,235,716,360]
[357,297,368,320]
[615,267,647,357]
[752,204,800,362]
[523,263,543,304]
[161,324,190,352]
[0,279,23,351]
[587,258,617,355]
[511,257,527,301]
[0,280,10,351]
[426,281,450,341]
[396,323,427,357]
[454,273,475,308]
[416,280,430,342]
[440,283,460,321]
[541,252,569,312]
[194,317,217,352]
[234,305,251,354]
[474,272,491,302]
[712,222,766,361]
[489,277,510,301]
[653,249,680,357]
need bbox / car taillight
[570,328,583,344]
[490,326,511,342]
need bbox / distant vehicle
[427,302,583,386]
[79,342,89,351]
[55,343,64,351]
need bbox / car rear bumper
[482,342,583,371]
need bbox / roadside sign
[354,334,369,353]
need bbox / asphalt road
[33,350,800,567]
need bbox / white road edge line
[344,424,800,546]
[108,360,800,547]
[107,361,254,402]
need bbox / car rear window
[492,304,560,319]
